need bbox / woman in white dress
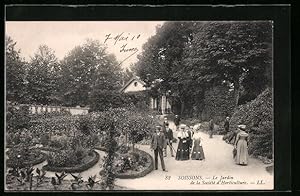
[234,124,249,165]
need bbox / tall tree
[26,45,61,105]
[134,22,197,115]
[183,21,272,106]
[60,39,122,106]
[5,36,27,103]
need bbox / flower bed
[115,148,154,179]
[6,150,47,168]
[42,150,99,173]
[96,146,154,179]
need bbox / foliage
[133,21,272,117]
[5,36,27,103]
[29,115,77,144]
[230,88,273,158]
[47,146,90,167]
[134,22,196,116]
[26,45,61,105]
[115,149,154,179]
[6,104,31,133]
[6,144,45,168]
[183,21,272,106]
[44,150,99,173]
[59,39,122,107]
[99,117,118,190]
[201,85,235,123]
[89,90,149,112]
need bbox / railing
[14,104,89,115]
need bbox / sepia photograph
[5,19,274,191]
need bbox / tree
[134,21,272,117]
[5,36,27,103]
[134,22,198,116]
[26,45,61,105]
[183,21,272,106]
[60,39,122,106]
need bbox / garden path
[31,119,273,190]
[114,120,274,190]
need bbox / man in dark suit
[162,117,168,157]
[151,125,167,172]
[174,115,181,131]
[164,123,174,157]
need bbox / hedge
[115,148,154,179]
[42,150,100,173]
[229,88,273,158]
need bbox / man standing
[174,115,181,131]
[209,119,214,138]
[162,117,168,156]
[224,116,230,133]
[164,123,174,157]
[151,126,168,172]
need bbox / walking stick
[170,143,176,154]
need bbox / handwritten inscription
[104,32,140,65]
[104,32,140,53]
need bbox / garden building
[119,76,172,114]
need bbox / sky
[5,21,164,69]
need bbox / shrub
[115,149,154,179]
[230,88,273,158]
[6,145,46,168]
[40,133,50,146]
[6,104,31,133]
[47,144,90,167]
[89,90,150,112]
[118,144,130,154]
[43,150,99,173]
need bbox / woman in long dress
[191,125,205,160]
[175,124,190,161]
[234,125,249,165]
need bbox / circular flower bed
[42,150,99,173]
[6,148,47,168]
[115,148,154,179]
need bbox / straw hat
[179,124,187,129]
[238,124,246,130]
[193,124,201,131]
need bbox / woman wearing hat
[234,125,249,165]
[175,124,190,161]
[191,124,205,161]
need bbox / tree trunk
[234,81,240,107]
[180,99,185,117]
[132,143,135,151]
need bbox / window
[134,81,138,87]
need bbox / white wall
[123,80,146,93]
